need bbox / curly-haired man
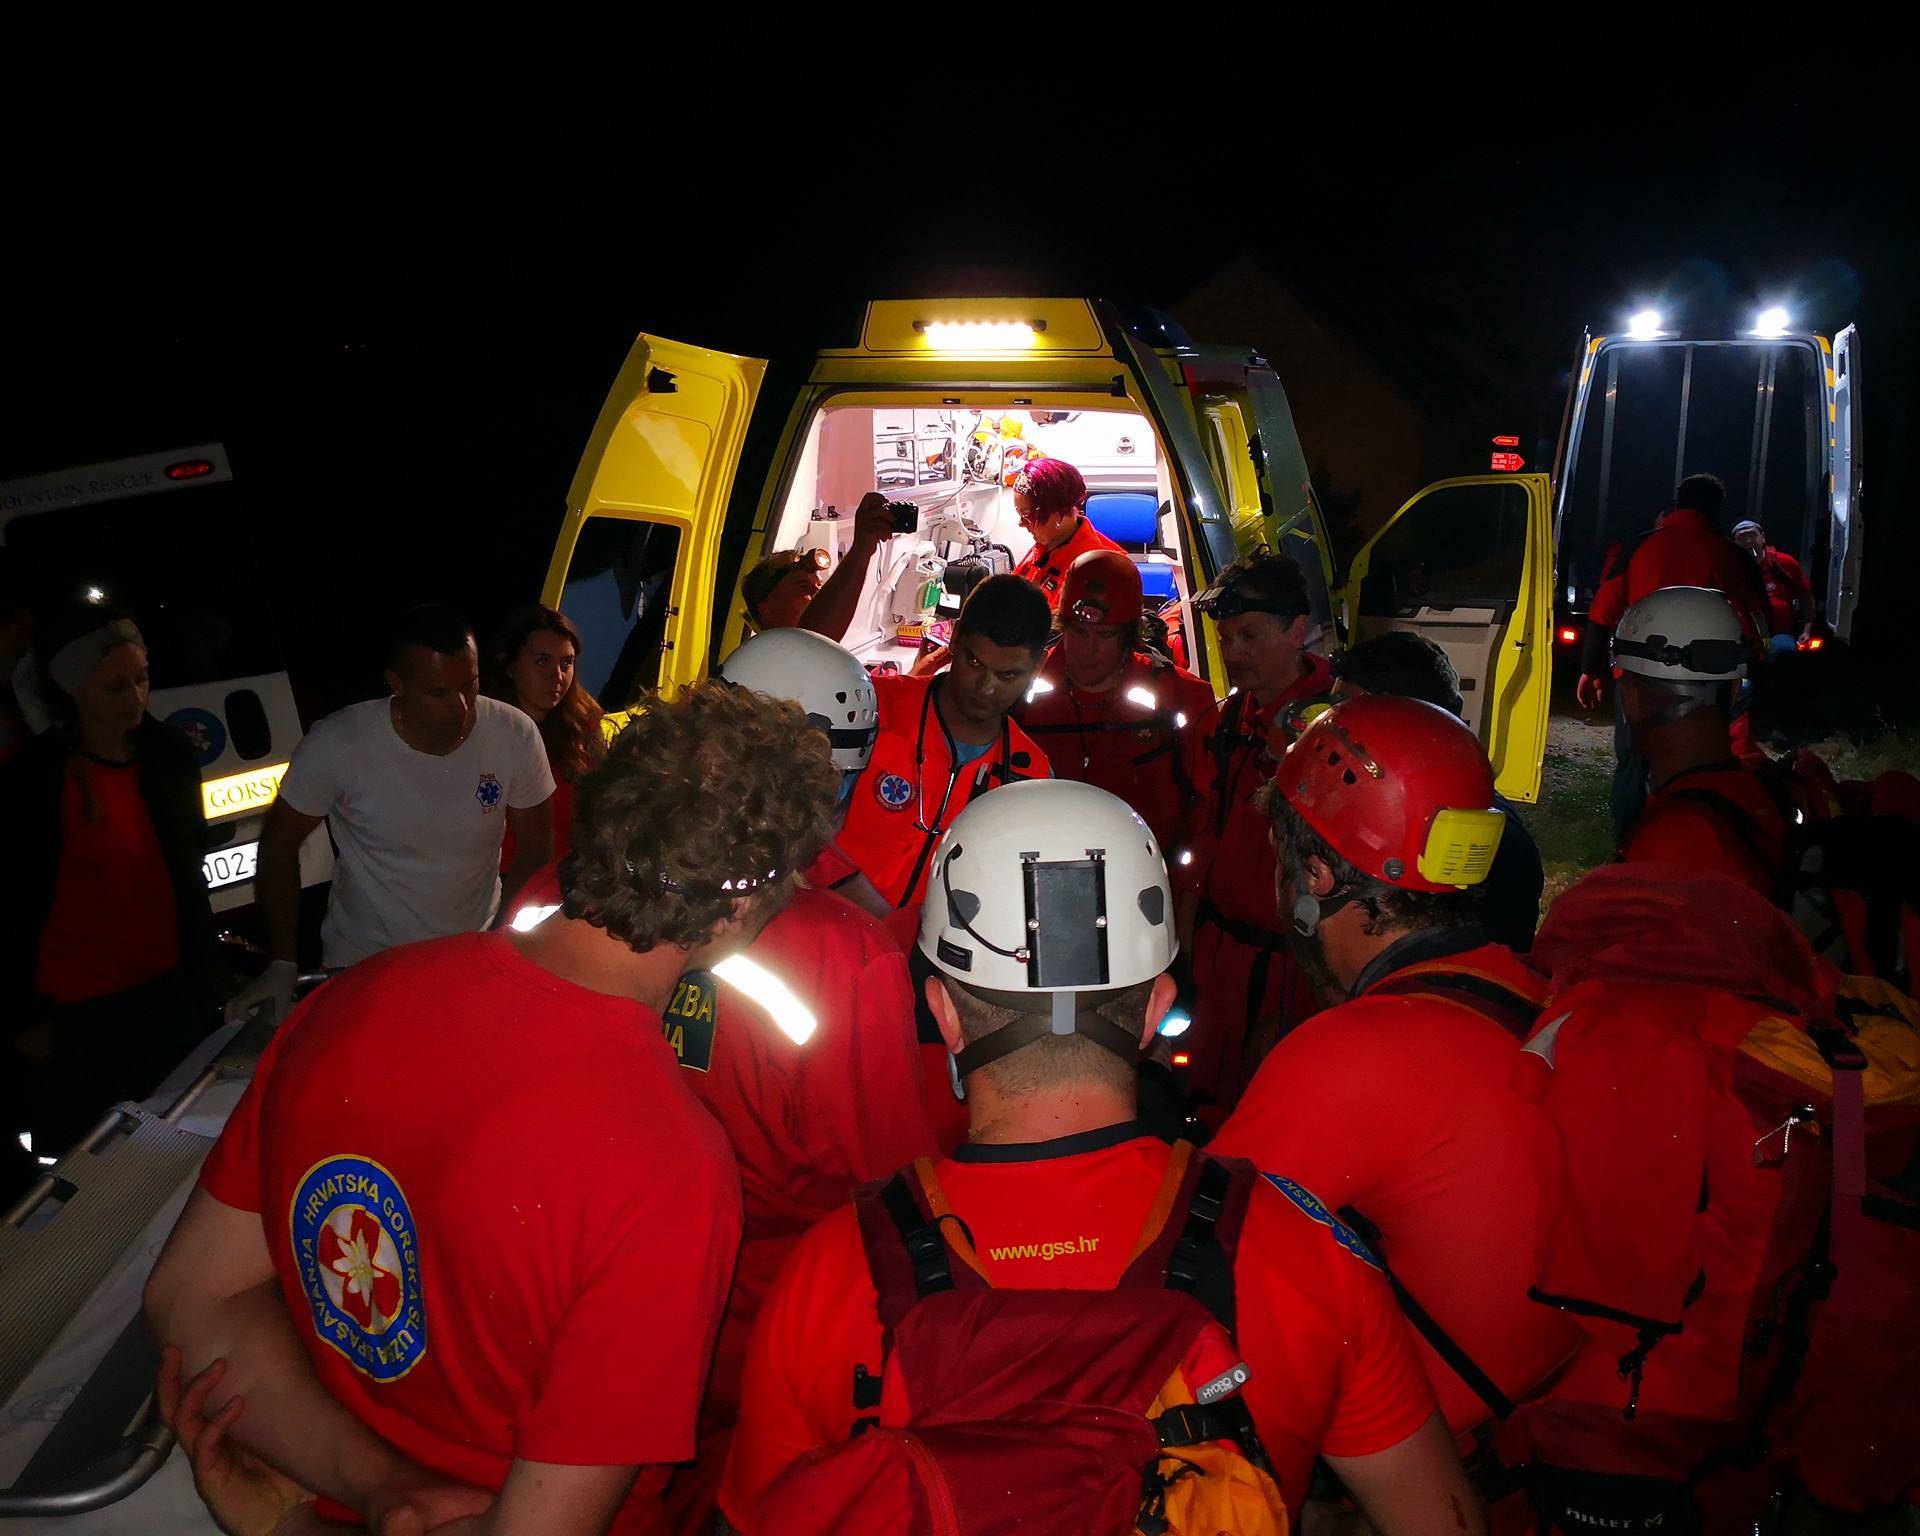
[145,682,840,1536]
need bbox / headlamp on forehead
[1192,582,1303,623]
[1611,633,1747,677]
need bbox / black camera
[887,501,920,535]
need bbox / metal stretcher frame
[0,977,325,1519]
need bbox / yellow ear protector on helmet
[1416,807,1507,888]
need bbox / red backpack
[1503,865,1920,1528]
[753,1143,1289,1536]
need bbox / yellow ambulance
[541,299,1554,801]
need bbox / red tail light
[1557,626,1580,645]
[165,459,215,480]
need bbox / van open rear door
[1827,325,1863,636]
[1339,474,1554,803]
[541,334,765,706]
[1180,352,1341,646]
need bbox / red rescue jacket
[836,674,1050,911]
[1016,649,1215,855]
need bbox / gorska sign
[202,762,289,820]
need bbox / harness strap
[1338,1204,1517,1421]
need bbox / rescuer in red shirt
[1732,518,1815,644]
[1174,552,1335,1114]
[837,575,1051,911]
[144,683,842,1536]
[1211,695,1583,1448]
[1017,548,1215,853]
[1575,474,1769,844]
[648,627,941,1532]
[1007,457,1125,609]
[1611,585,1820,895]
[721,779,1481,1535]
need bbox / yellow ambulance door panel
[1339,474,1553,803]
[1190,358,1342,654]
[540,334,765,707]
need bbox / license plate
[203,841,259,890]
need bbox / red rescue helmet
[1271,694,1505,892]
[1059,548,1144,628]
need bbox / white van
[0,445,331,910]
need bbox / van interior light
[1751,306,1791,338]
[84,585,105,603]
[1157,1008,1192,1039]
[1627,309,1663,340]
[920,320,1037,349]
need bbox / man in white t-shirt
[229,605,555,1024]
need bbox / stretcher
[0,980,323,1529]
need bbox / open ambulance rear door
[1174,351,1342,647]
[1827,325,1863,636]
[539,334,766,705]
[1337,474,1555,803]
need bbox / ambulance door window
[558,517,683,711]
[1354,481,1528,738]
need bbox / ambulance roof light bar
[1626,309,1664,340]
[915,318,1046,349]
[1749,305,1791,338]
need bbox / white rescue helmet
[919,780,1177,1063]
[718,628,879,773]
[1612,586,1748,683]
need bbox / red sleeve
[197,1072,266,1212]
[516,1109,743,1466]
[1318,1242,1436,1459]
[1232,1179,1436,1510]
[1587,567,1629,632]
[1211,1014,1404,1211]
[197,1009,302,1212]
[805,945,940,1180]
[1780,552,1813,607]
[721,1208,880,1528]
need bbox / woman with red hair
[1008,457,1124,610]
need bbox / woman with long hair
[484,603,605,864]
[0,600,220,1184]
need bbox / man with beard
[1173,552,1335,1115]
[1210,695,1582,1449]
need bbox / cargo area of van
[767,403,1189,671]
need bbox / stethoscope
[910,675,1010,836]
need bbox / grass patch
[1516,718,1616,909]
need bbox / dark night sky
[5,100,1913,710]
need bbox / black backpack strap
[1155,1155,1256,1335]
[1337,1204,1517,1421]
[1366,969,1542,1041]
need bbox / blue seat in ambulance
[1084,493,1178,602]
